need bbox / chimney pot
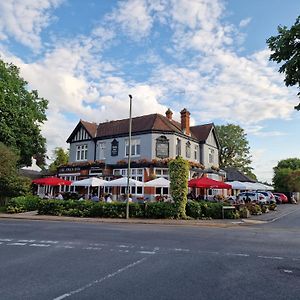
[180,108,191,135]
[165,108,173,120]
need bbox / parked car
[273,192,289,204]
[257,191,276,204]
[238,192,267,204]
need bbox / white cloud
[0,0,64,50]
[239,17,251,27]
[107,0,153,40]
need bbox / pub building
[58,108,221,200]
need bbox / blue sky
[0,0,299,183]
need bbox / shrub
[144,202,178,219]
[246,204,262,215]
[268,203,277,211]
[186,201,202,219]
[169,156,189,218]
[6,195,41,213]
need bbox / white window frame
[76,144,88,161]
[113,168,144,195]
[194,145,198,160]
[186,142,191,158]
[209,148,214,164]
[125,139,141,157]
[154,168,169,179]
[176,138,181,156]
[98,142,106,160]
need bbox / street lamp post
[126,94,133,219]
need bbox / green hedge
[36,199,227,219]
[6,195,41,213]
[5,197,232,219]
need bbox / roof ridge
[97,113,158,126]
[157,114,182,133]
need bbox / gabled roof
[66,120,97,143]
[190,123,219,146]
[96,113,184,138]
[67,112,217,144]
[81,120,98,137]
[224,167,256,183]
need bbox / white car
[238,192,267,204]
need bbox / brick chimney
[165,108,173,120]
[180,108,190,135]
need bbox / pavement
[0,203,298,227]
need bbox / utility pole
[126,94,133,219]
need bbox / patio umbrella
[32,177,72,186]
[144,177,170,187]
[104,177,144,187]
[225,181,248,190]
[188,177,232,189]
[71,177,108,197]
[71,177,107,187]
[32,177,72,198]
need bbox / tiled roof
[67,112,215,143]
[96,113,184,138]
[224,167,256,182]
[81,120,97,138]
[190,123,213,142]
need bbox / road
[0,206,299,300]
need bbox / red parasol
[188,177,232,189]
[32,177,72,186]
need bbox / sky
[0,0,299,183]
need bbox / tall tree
[49,147,69,173]
[0,59,48,166]
[216,124,256,180]
[0,143,30,202]
[266,16,300,110]
[273,158,300,191]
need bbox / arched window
[186,142,191,158]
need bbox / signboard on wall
[111,139,119,156]
[156,136,169,158]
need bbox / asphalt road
[0,206,300,300]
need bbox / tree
[48,147,69,173]
[169,156,189,219]
[216,124,256,180]
[0,59,48,166]
[266,16,300,110]
[273,158,300,191]
[0,143,31,203]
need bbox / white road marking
[83,247,102,251]
[40,240,59,244]
[56,245,74,249]
[0,238,13,242]
[117,245,130,248]
[18,239,35,243]
[7,242,27,246]
[283,270,293,273]
[257,255,283,260]
[29,244,51,247]
[137,251,156,255]
[53,258,147,300]
[173,248,190,252]
[118,249,129,253]
[226,253,250,257]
